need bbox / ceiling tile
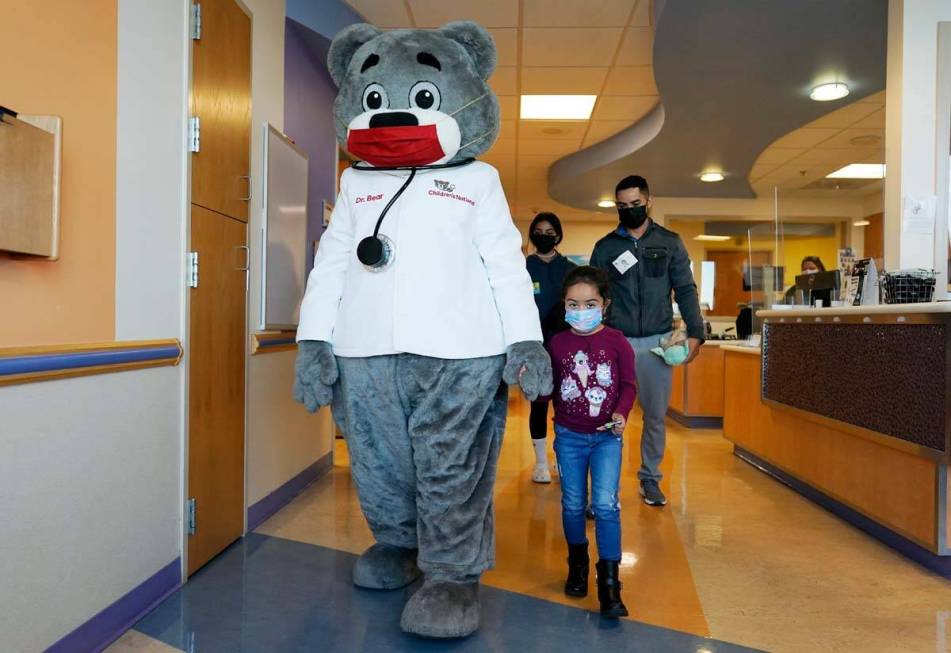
[523,28,624,66]
[591,95,657,121]
[521,67,609,94]
[407,0,519,27]
[630,0,652,26]
[787,148,859,165]
[498,119,516,141]
[818,127,884,150]
[497,95,518,121]
[519,121,589,139]
[584,120,635,143]
[748,163,779,181]
[857,90,886,105]
[518,138,584,155]
[614,27,653,66]
[804,102,881,129]
[489,29,518,67]
[755,147,805,165]
[517,154,557,174]
[853,108,886,129]
[602,66,657,95]
[345,0,412,27]
[769,128,839,149]
[523,0,637,27]
[488,66,517,96]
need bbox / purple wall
[284,18,340,269]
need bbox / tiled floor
[111,399,951,652]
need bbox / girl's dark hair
[562,265,611,301]
[529,211,564,242]
[801,256,826,272]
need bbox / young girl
[545,266,635,617]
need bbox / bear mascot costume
[293,21,553,639]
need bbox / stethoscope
[350,158,476,269]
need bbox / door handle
[237,175,252,202]
[234,245,250,271]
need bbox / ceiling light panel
[520,96,597,120]
[826,163,885,179]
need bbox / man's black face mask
[618,205,648,230]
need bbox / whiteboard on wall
[261,124,309,330]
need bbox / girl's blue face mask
[566,308,603,333]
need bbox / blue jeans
[553,424,623,561]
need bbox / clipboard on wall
[0,110,62,259]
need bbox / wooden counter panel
[724,350,938,549]
[686,344,725,416]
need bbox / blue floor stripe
[134,533,761,653]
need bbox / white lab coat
[297,161,542,359]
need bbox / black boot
[595,560,628,618]
[564,543,589,597]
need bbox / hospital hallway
[106,396,951,653]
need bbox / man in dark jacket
[590,175,704,507]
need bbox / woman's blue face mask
[565,307,603,333]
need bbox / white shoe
[532,463,552,484]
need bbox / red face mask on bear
[347,124,445,167]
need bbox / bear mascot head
[327,21,499,167]
[293,20,552,640]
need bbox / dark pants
[332,354,508,582]
[529,399,550,440]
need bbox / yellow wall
[0,1,117,346]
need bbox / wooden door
[188,205,248,575]
[708,250,771,316]
[190,0,252,222]
[187,0,252,576]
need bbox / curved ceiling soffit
[548,0,887,207]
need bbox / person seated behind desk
[783,256,826,303]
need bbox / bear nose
[369,111,419,128]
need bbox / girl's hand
[611,413,626,435]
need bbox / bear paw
[352,543,421,590]
[400,580,480,639]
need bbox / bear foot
[400,579,480,639]
[352,543,421,590]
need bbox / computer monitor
[794,270,841,307]
[742,265,785,291]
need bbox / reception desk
[723,304,951,576]
[668,342,726,428]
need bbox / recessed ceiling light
[826,163,885,179]
[810,82,850,101]
[700,171,724,183]
[694,235,731,242]
[520,95,597,120]
[853,220,871,227]
[597,200,615,208]
[849,134,880,147]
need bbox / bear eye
[409,82,441,111]
[362,83,388,111]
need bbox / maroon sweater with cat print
[541,326,637,433]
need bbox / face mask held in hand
[618,205,648,231]
[566,308,603,333]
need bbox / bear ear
[327,23,383,86]
[437,21,497,81]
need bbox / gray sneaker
[639,479,667,506]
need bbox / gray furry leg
[333,356,418,552]
[403,355,508,583]
[352,543,420,590]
